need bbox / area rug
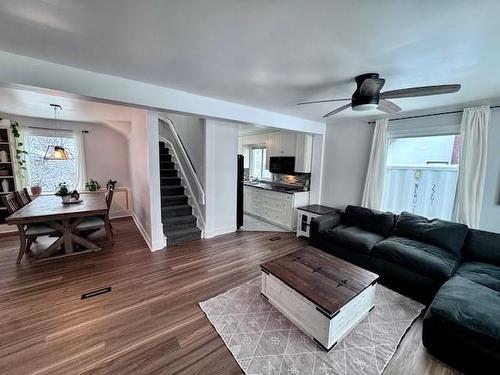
[199,278,425,375]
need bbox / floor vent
[269,236,281,241]
[81,286,112,300]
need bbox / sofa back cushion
[342,205,395,237]
[463,229,500,266]
[393,211,468,256]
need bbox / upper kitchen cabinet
[267,131,297,157]
[240,130,313,173]
[294,133,313,173]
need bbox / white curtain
[452,106,490,228]
[74,130,87,190]
[361,118,389,209]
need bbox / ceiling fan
[297,73,461,118]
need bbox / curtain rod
[367,105,500,124]
[27,126,88,133]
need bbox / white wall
[320,121,374,209]
[0,51,325,135]
[159,112,205,186]
[128,111,165,250]
[322,112,500,233]
[128,110,153,245]
[0,113,131,188]
[204,119,239,238]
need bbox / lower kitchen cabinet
[243,186,309,230]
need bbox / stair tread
[164,214,196,222]
[165,226,201,235]
[162,204,191,210]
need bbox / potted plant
[85,178,100,192]
[55,182,71,203]
[31,184,42,195]
[31,175,43,195]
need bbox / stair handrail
[158,116,206,230]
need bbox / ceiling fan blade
[359,78,386,97]
[323,103,351,118]
[377,99,401,114]
[297,98,350,105]
[380,84,461,99]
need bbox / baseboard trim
[109,211,132,219]
[205,225,237,239]
[131,211,153,250]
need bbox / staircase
[159,142,202,246]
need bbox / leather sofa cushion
[320,224,384,254]
[463,229,500,266]
[393,212,468,256]
[456,262,500,292]
[342,205,395,237]
[428,276,500,342]
[372,236,459,280]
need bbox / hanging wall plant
[9,121,29,186]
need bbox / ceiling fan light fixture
[352,103,378,111]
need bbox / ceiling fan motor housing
[352,73,380,111]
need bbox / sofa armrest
[310,212,342,242]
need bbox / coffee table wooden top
[260,246,379,317]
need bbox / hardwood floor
[0,218,459,374]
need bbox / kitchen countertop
[243,181,308,194]
[297,204,340,215]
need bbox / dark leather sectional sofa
[310,205,500,373]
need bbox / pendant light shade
[44,104,70,161]
[44,145,70,160]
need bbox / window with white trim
[249,146,272,180]
[381,134,462,220]
[26,131,77,192]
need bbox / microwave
[269,156,295,174]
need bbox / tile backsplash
[273,173,310,189]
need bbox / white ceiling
[1,1,500,122]
[0,86,144,135]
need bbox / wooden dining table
[6,194,109,260]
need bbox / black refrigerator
[237,154,244,229]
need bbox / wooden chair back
[105,187,114,211]
[2,193,23,214]
[16,188,32,206]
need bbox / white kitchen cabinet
[294,133,313,173]
[241,131,313,174]
[243,186,309,230]
[266,131,296,157]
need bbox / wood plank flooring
[0,218,459,374]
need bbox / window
[26,132,77,192]
[381,135,461,220]
[249,147,272,180]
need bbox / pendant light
[44,104,70,160]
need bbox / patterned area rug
[200,278,425,375]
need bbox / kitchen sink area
[238,127,313,232]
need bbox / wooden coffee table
[260,246,379,351]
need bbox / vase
[61,195,71,203]
[0,151,8,163]
[31,186,42,195]
[1,179,9,193]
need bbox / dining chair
[2,193,57,263]
[75,187,114,243]
[16,188,32,206]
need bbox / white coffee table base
[261,270,376,351]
